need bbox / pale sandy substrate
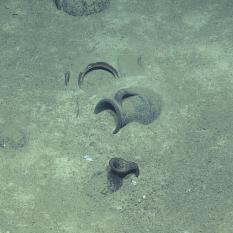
[0,0,233,232]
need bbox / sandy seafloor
[0,0,233,232]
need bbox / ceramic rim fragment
[78,62,120,88]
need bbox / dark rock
[54,0,110,16]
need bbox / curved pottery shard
[109,157,139,178]
[94,87,162,134]
[78,62,120,88]
[107,157,139,192]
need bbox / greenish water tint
[0,0,233,232]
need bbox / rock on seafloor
[54,0,110,16]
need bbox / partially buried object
[107,157,139,192]
[54,0,110,16]
[94,87,162,134]
[78,62,120,89]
